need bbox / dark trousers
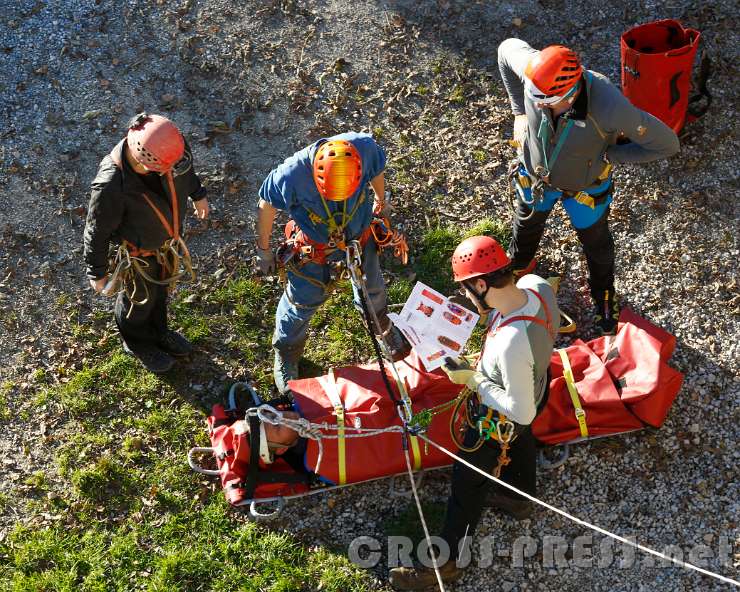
[113,257,168,351]
[509,198,616,297]
[440,383,549,557]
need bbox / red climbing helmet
[451,236,511,282]
[313,139,363,201]
[524,45,583,103]
[126,113,185,173]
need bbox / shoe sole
[162,350,192,358]
[122,345,175,373]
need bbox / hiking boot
[380,325,412,362]
[486,492,534,520]
[592,289,620,336]
[123,342,175,374]
[158,330,193,357]
[389,560,464,590]
[273,348,300,394]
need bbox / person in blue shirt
[255,132,409,393]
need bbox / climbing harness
[104,141,195,316]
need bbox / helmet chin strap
[462,279,493,314]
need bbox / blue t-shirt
[258,132,386,244]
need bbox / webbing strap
[109,140,180,241]
[486,288,555,339]
[537,115,574,177]
[325,369,347,485]
[557,348,588,438]
[302,188,366,241]
[140,193,174,237]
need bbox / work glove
[512,114,528,147]
[255,247,276,276]
[373,199,393,220]
[441,357,487,392]
[192,197,209,220]
[89,276,108,293]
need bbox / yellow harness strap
[557,348,589,438]
[325,368,347,485]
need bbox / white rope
[253,405,405,439]
[403,437,446,592]
[419,434,740,588]
[250,404,405,476]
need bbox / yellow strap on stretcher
[396,376,422,469]
[326,369,347,485]
[557,349,589,438]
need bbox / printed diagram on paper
[388,282,479,370]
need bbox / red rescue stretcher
[189,309,683,518]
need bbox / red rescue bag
[621,19,701,132]
[206,405,310,505]
[532,308,684,444]
[197,311,682,506]
[292,351,464,485]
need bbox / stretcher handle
[558,310,577,334]
[249,497,286,521]
[188,447,221,476]
[538,444,570,470]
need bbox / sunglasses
[527,79,581,106]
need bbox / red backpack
[621,19,710,133]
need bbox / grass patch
[447,84,466,104]
[70,456,136,506]
[0,502,373,592]
[37,351,159,418]
[308,282,372,368]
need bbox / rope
[402,434,446,592]
[252,403,405,476]
[254,404,404,439]
[418,434,740,588]
[345,242,406,413]
[104,237,195,318]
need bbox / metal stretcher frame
[188,445,450,520]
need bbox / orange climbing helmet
[126,112,185,173]
[451,236,511,282]
[313,140,363,201]
[524,45,583,104]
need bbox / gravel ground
[0,0,738,590]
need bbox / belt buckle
[574,191,595,209]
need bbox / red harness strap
[283,219,373,265]
[487,288,555,340]
[109,140,180,253]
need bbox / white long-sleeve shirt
[475,275,559,425]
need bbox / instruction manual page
[387,281,479,371]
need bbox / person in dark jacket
[83,113,209,373]
[498,39,680,334]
